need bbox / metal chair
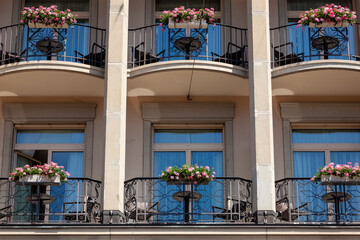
[273,42,304,66]
[0,205,12,221]
[75,43,106,67]
[0,43,24,65]
[212,197,252,222]
[64,196,101,223]
[124,182,160,222]
[212,43,247,67]
[131,42,165,66]
[276,197,309,222]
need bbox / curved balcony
[0,178,102,224]
[0,24,106,68]
[270,23,360,68]
[127,24,248,69]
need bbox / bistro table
[172,190,202,222]
[174,37,202,60]
[36,38,64,60]
[311,36,339,59]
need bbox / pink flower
[193,181,197,184]
[345,173,349,177]
[170,176,174,179]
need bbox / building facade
[0,0,360,239]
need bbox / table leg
[184,195,190,222]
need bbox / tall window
[292,128,360,222]
[13,128,85,222]
[23,0,91,62]
[153,127,223,222]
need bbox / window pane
[156,0,220,11]
[16,130,84,144]
[25,0,89,11]
[330,151,360,164]
[292,129,360,144]
[154,129,223,144]
[287,0,352,11]
[191,151,222,221]
[50,151,84,221]
[293,151,325,178]
[153,151,186,222]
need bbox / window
[13,127,85,222]
[292,128,360,222]
[283,0,355,62]
[153,127,224,222]
[22,0,91,63]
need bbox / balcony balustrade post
[247,0,276,224]
[102,0,129,224]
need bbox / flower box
[309,22,349,28]
[17,174,61,186]
[28,22,68,29]
[320,175,360,185]
[167,179,209,185]
[168,19,208,29]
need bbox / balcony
[0,24,106,68]
[123,177,253,224]
[270,23,360,68]
[276,178,360,224]
[0,178,102,224]
[127,24,248,69]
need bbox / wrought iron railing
[270,23,360,68]
[275,178,360,224]
[0,177,101,224]
[124,177,253,224]
[128,24,248,68]
[0,24,106,67]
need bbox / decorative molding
[142,103,235,120]
[280,103,360,122]
[4,103,96,122]
[142,103,235,177]
[2,103,96,178]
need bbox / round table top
[321,192,352,203]
[36,39,64,53]
[172,191,202,202]
[174,37,202,53]
[311,36,340,50]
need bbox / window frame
[291,128,360,170]
[1,103,96,178]
[152,126,225,176]
[13,126,86,173]
[280,103,360,178]
[141,103,234,177]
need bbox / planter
[309,22,349,28]
[28,23,68,28]
[166,178,209,185]
[168,19,208,29]
[320,175,360,185]
[17,174,61,186]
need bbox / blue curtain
[292,129,360,144]
[154,129,222,144]
[331,151,360,222]
[191,151,223,221]
[50,151,84,221]
[154,151,186,222]
[293,151,327,222]
[288,23,355,62]
[16,130,84,144]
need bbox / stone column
[102,0,129,224]
[247,0,276,223]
